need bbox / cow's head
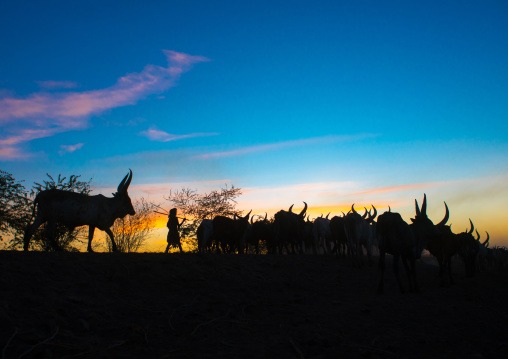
[366,205,377,224]
[410,194,441,258]
[114,169,136,217]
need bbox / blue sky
[1,1,507,250]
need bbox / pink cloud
[139,126,218,142]
[0,146,32,161]
[0,50,209,159]
[0,128,60,147]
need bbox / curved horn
[483,232,490,247]
[421,193,427,216]
[351,203,357,214]
[250,216,254,225]
[388,205,391,212]
[326,212,330,219]
[362,207,368,219]
[117,169,133,194]
[289,204,294,213]
[244,210,252,220]
[299,202,307,217]
[468,219,474,234]
[437,202,449,227]
[342,211,346,217]
[475,229,480,241]
[371,205,377,221]
[415,199,421,216]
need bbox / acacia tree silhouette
[105,197,157,252]
[165,185,242,250]
[0,170,30,246]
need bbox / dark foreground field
[1,251,507,359]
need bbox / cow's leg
[87,226,95,252]
[377,249,386,294]
[447,256,455,285]
[23,216,45,251]
[401,256,413,292]
[393,254,405,293]
[409,258,419,293]
[366,242,373,267]
[105,228,117,252]
[45,220,62,251]
[437,256,446,287]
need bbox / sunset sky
[1,1,507,251]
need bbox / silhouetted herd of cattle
[20,170,507,293]
[197,194,508,292]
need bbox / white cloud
[59,143,85,155]
[139,126,218,142]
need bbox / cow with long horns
[23,170,135,252]
[273,202,307,254]
[344,204,374,266]
[244,213,273,254]
[376,194,441,293]
[431,202,460,286]
[330,214,348,257]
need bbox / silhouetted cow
[24,170,135,252]
[430,202,460,286]
[344,204,373,266]
[475,230,490,271]
[376,194,441,293]
[197,219,213,252]
[244,213,273,254]
[273,202,307,254]
[313,214,333,254]
[330,214,348,257]
[212,210,252,254]
[456,219,480,277]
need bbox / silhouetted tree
[0,170,30,246]
[105,197,157,252]
[165,185,242,249]
[7,173,92,251]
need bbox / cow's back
[35,189,99,228]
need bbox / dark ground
[1,251,507,359]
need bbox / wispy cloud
[139,126,218,142]
[0,128,60,160]
[349,182,447,196]
[0,146,31,160]
[59,143,85,155]
[0,50,209,160]
[36,80,79,90]
[193,133,379,159]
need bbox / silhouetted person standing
[165,208,186,253]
